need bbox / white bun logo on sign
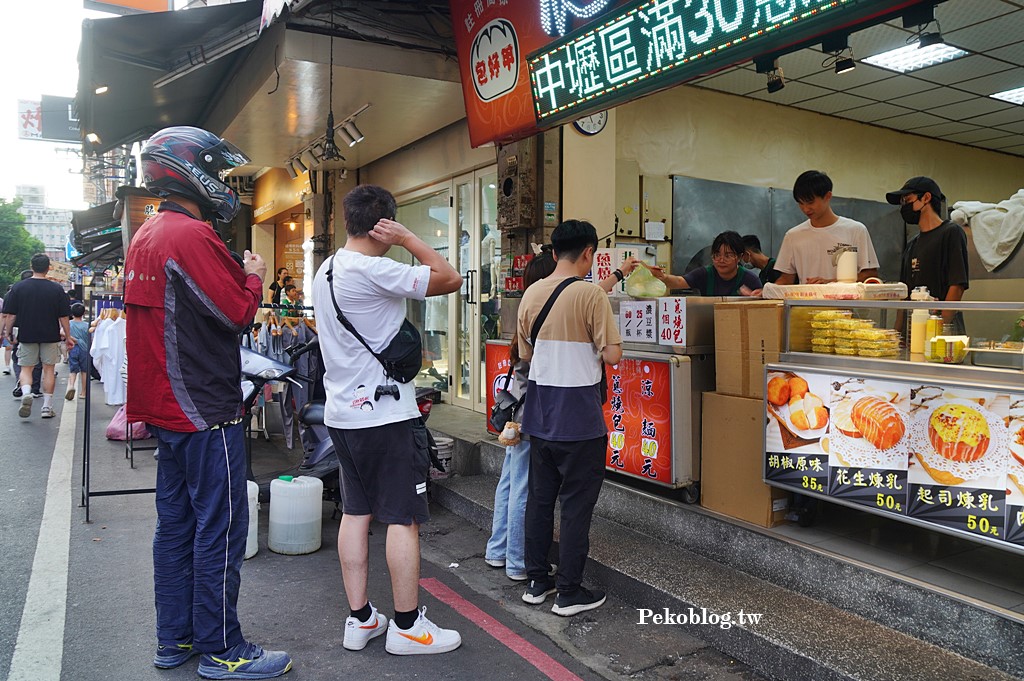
[471,19,519,102]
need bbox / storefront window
[395,189,451,392]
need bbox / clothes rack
[80,287,154,522]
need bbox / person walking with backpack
[485,252,556,581]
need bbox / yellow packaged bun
[852,328,896,341]
[835,346,857,355]
[857,348,899,357]
[789,392,828,431]
[811,336,834,346]
[928,403,990,462]
[811,345,835,354]
[813,310,853,321]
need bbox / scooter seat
[299,400,325,426]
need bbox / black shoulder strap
[530,277,580,347]
[326,256,383,364]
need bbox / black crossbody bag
[326,255,422,383]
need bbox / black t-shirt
[900,220,969,300]
[683,265,761,296]
[759,257,781,286]
[269,281,282,304]
[3,278,71,343]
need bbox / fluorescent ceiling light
[990,86,1024,106]
[862,42,967,73]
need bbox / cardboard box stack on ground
[713,300,784,400]
[701,391,789,528]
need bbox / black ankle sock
[350,602,372,623]
[394,608,418,630]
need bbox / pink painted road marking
[420,577,584,681]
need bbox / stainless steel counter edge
[779,351,1024,391]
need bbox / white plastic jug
[245,480,259,560]
[268,475,323,555]
[836,249,858,283]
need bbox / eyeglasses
[711,252,738,261]
[900,195,919,205]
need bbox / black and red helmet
[140,126,250,222]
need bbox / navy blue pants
[524,435,607,594]
[150,423,248,653]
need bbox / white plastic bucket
[245,480,259,559]
[268,475,323,555]
[431,435,454,480]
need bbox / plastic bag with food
[624,265,667,298]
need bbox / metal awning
[70,201,122,268]
[76,0,264,154]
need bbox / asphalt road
[0,369,764,681]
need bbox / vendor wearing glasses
[649,231,762,297]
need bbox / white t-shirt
[312,249,430,429]
[774,216,879,281]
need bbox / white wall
[615,84,1024,205]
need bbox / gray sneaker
[41,406,56,419]
[19,394,32,418]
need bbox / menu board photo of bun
[828,378,909,470]
[907,391,1012,488]
[765,371,831,453]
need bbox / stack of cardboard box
[701,301,789,528]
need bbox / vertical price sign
[605,358,672,482]
[528,0,900,127]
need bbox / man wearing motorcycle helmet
[124,126,292,679]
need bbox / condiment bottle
[911,309,929,354]
[909,287,930,355]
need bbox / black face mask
[900,201,922,225]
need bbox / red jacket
[124,206,261,431]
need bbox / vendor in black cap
[886,176,969,334]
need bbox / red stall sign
[604,359,672,482]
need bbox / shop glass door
[451,168,498,412]
[395,186,451,394]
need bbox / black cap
[886,176,944,205]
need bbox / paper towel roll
[836,250,858,283]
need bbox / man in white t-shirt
[774,170,879,285]
[312,184,463,655]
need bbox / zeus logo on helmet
[190,164,224,195]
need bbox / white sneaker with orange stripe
[384,607,461,655]
[343,602,388,651]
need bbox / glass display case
[765,300,1024,555]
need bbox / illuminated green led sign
[529,0,902,124]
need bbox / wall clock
[572,111,607,136]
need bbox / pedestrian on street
[0,254,73,419]
[486,250,637,581]
[123,126,292,680]
[485,251,557,581]
[516,219,622,617]
[312,184,464,655]
[65,302,90,400]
